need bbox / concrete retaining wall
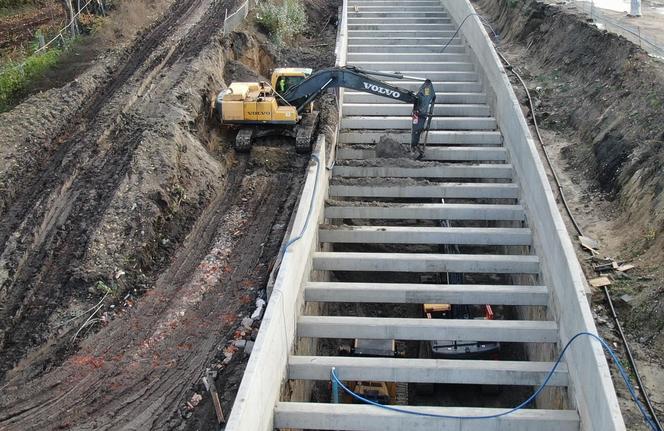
[441,1,625,429]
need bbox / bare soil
[474,0,664,428]
[0,0,340,428]
[0,2,65,52]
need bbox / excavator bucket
[411,79,436,157]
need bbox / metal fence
[223,0,260,36]
[573,0,664,58]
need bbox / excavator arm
[281,66,436,153]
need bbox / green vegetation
[256,0,307,44]
[0,46,61,111]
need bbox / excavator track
[295,112,320,153]
[234,128,254,153]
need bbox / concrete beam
[332,164,512,179]
[348,23,457,30]
[288,356,568,386]
[335,146,507,161]
[348,38,465,49]
[348,45,471,54]
[348,61,475,72]
[304,282,549,305]
[337,147,507,162]
[318,226,531,245]
[349,11,448,17]
[349,0,442,4]
[342,103,490,117]
[312,252,540,274]
[274,403,580,431]
[297,315,558,342]
[349,4,444,9]
[338,130,501,145]
[328,183,519,199]
[344,91,487,104]
[347,31,461,39]
[372,81,482,92]
[341,116,495,130]
[324,203,526,221]
[347,17,452,23]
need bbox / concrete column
[630,0,642,16]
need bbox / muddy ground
[474,0,664,428]
[0,0,339,428]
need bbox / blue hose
[330,332,658,429]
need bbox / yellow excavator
[215,66,436,153]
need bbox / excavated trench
[0,0,340,428]
[305,205,549,411]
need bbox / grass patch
[256,0,307,45]
[0,46,61,111]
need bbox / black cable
[603,286,663,431]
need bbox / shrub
[256,0,307,44]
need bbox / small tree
[256,0,307,44]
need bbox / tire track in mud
[0,0,232,381]
[0,0,204,250]
[0,154,305,430]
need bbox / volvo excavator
[215,66,436,153]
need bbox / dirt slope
[0,0,340,427]
[474,0,664,254]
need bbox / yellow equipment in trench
[215,66,436,154]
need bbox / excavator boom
[281,66,436,152]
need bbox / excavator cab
[271,68,312,94]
